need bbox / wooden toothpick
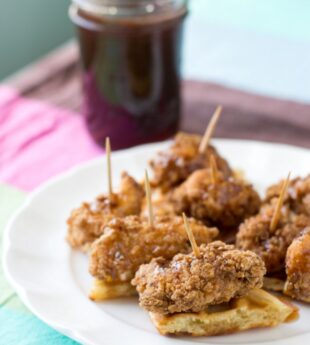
[182,213,200,258]
[199,105,223,154]
[105,137,113,196]
[210,155,218,184]
[144,170,154,228]
[270,172,291,232]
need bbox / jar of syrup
[69,0,188,149]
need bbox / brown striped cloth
[6,41,310,149]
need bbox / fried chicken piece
[171,169,261,230]
[66,204,113,252]
[265,175,310,216]
[149,132,232,192]
[89,215,218,284]
[236,202,310,273]
[67,172,144,251]
[284,227,310,302]
[132,241,265,314]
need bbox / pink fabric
[0,86,102,191]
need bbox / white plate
[3,139,310,345]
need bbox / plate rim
[3,138,310,345]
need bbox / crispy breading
[171,169,261,230]
[66,204,113,252]
[67,172,144,251]
[132,241,265,314]
[236,202,310,273]
[149,132,232,192]
[284,227,310,302]
[89,215,218,283]
[265,175,310,216]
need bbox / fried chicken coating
[171,169,261,230]
[149,132,232,192]
[132,241,265,314]
[236,202,310,273]
[284,227,310,302]
[67,172,144,251]
[266,175,310,217]
[89,215,218,283]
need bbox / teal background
[193,0,310,41]
[1,0,310,80]
[0,0,72,80]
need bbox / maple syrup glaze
[70,2,187,148]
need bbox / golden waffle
[263,277,285,292]
[149,289,298,336]
[89,279,136,301]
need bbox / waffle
[149,289,298,336]
[263,277,285,292]
[89,279,136,301]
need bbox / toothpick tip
[210,154,218,184]
[105,137,113,196]
[270,172,291,232]
[145,169,154,228]
[199,105,223,154]
[182,213,200,258]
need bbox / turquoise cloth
[0,184,79,344]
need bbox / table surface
[5,39,310,149]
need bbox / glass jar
[69,0,188,149]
